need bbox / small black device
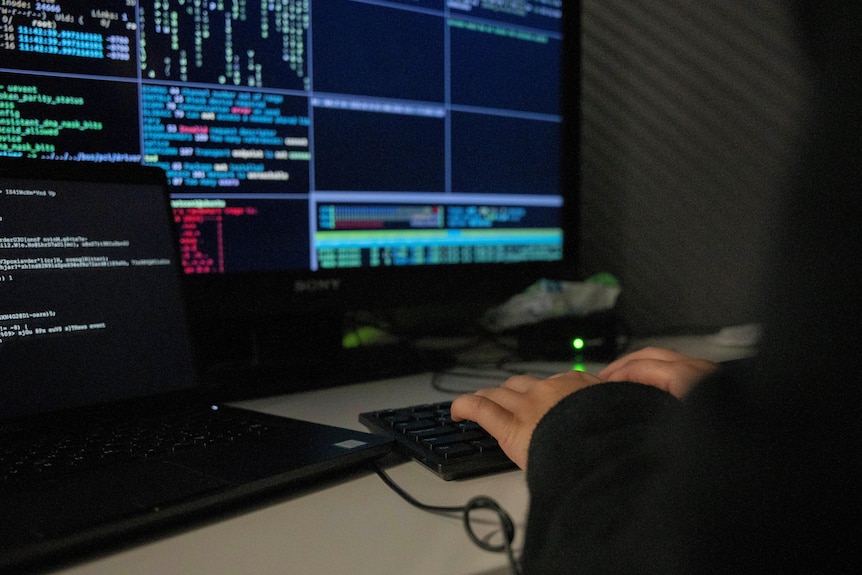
[510,311,621,362]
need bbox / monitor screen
[0,0,578,391]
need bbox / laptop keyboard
[359,401,516,480]
[0,407,273,486]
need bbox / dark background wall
[577,0,812,335]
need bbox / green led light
[572,337,585,350]
[572,363,587,372]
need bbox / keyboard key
[395,420,436,433]
[436,443,475,459]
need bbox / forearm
[522,381,681,574]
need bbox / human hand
[598,347,718,399]
[450,370,602,470]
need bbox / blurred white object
[710,324,763,347]
[482,277,621,333]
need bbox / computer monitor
[0,1,579,394]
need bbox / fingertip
[450,392,483,422]
[598,364,621,380]
[598,356,628,379]
[449,394,470,421]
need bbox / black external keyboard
[359,401,516,480]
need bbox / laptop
[0,159,392,573]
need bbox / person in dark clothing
[452,2,861,573]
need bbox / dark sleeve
[521,381,681,574]
[522,355,859,575]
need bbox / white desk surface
[54,335,753,575]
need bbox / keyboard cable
[371,462,522,575]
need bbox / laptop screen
[0,163,198,420]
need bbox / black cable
[372,462,522,575]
